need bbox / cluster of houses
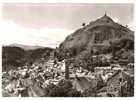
[2,58,67,97]
[69,62,134,97]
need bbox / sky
[0,3,134,48]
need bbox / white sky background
[0,3,134,48]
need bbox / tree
[82,87,97,97]
[67,89,83,97]
[82,23,86,27]
[44,80,83,97]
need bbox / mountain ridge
[8,43,46,50]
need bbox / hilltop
[58,14,134,71]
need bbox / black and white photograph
[1,3,134,97]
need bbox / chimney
[65,59,69,79]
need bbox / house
[94,66,112,74]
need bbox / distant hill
[9,43,45,50]
[2,46,54,71]
[2,46,26,71]
[58,14,134,70]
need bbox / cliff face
[59,14,134,57]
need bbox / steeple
[104,11,107,16]
[98,12,113,23]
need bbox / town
[2,50,134,97]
